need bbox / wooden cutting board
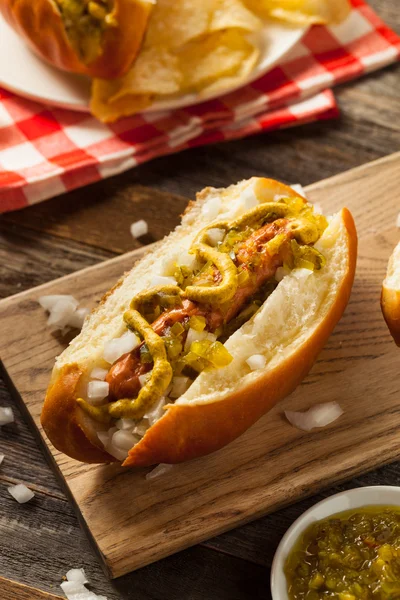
[0,577,62,600]
[1,152,400,579]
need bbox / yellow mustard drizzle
[78,196,328,424]
[77,308,173,422]
[130,284,184,312]
[185,240,238,304]
[109,310,173,420]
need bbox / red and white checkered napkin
[0,0,399,213]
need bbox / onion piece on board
[61,579,108,599]
[66,568,89,585]
[145,463,173,481]
[8,483,34,503]
[67,308,90,329]
[47,297,78,328]
[39,295,89,331]
[130,219,148,239]
[285,402,344,432]
[38,295,79,312]
[0,406,14,425]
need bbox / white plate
[270,486,400,600]
[0,15,306,114]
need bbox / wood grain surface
[0,578,62,600]
[0,2,399,597]
[1,153,400,580]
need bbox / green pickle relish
[285,506,400,600]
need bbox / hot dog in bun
[41,178,357,466]
[0,0,153,78]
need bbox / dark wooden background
[0,1,399,597]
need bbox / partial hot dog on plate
[40,178,357,466]
[0,0,153,78]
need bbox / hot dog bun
[0,0,153,79]
[41,178,357,466]
[381,241,400,346]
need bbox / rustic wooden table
[0,2,399,598]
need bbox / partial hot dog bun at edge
[381,241,400,346]
[41,178,357,466]
[0,0,153,79]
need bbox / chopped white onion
[170,376,191,399]
[61,570,108,600]
[90,367,108,381]
[133,420,149,437]
[285,402,344,432]
[61,581,87,598]
[87,381,109,402]
[130,219,148,239]
[161,256,176,276]
[290,183,307,198]
[67,307,90,329]
[396,213,400,228]
[107,443,129,461]
[176,251,196,269]
[47,297,78,328]
[8,483,34,503]
[312,202,323,215]
[184,328,209,353]
[150,275,176,287]
[103,330,140,364]
[66,569,88,585]
[145,463,173,481]
[116,418,135,430]
[246,354,266,371]
[112,430,138,451]
[139,372,151,388]
[201,196,221,220]
[240,184,258,211]
[97,431,110,448]
[39,294,90,331]
[144,396,166,426]
[292,268,313,280]
[38,294,79,312]
[0,454,5,465]
[61,581,103,600]
[275,266,290,282]
[0,406,14,425]
[205,228,225,246]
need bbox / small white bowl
[271,485,400,600]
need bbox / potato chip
[111,47,182,99]
[179,30,257,91]
[90,79,151,123]
[144,0,215,49]
[200,44,260,96]
[209,0,262,33]
[244,0,351,25]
